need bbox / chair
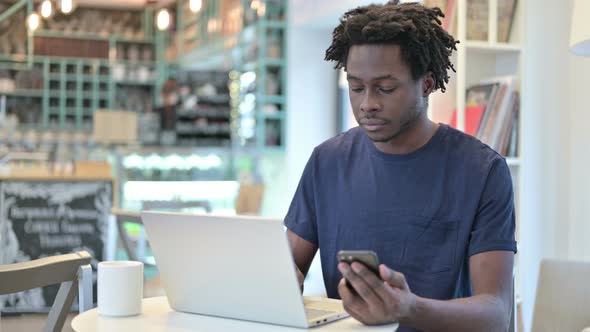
[235,183,265,215]
[111,208,145,263]
[0,251,93,332]
[531,259,590,332]
[111,199,211,264]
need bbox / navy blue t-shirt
[284,124,517,331]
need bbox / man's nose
[360,91,380,113]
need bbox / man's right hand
[296,266,305,293]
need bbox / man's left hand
[337,262,416,325]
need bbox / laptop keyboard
[305,308,336,319]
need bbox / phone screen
[337,250,380,275]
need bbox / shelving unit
[429,0,523,157]
[1,56,159,130]
[235,13,287,150]
[0,3,162,131]
[1,89,43,97]
[428,0,525,327]
[168,69,233,147]
[2,0,287,152]
[175,0,288,151]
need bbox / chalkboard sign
[0,181,112,313]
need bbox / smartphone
[337,250,380,275]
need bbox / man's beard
[368,102,426,143]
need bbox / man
[284,1,517,331]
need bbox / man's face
[346,44,430,143]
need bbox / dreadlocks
[325,1,458,93]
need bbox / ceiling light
[40,0,53,18]
[156,8,170,31]
[251,0,259,10]
[257,2,266,17]
[27,13,40,31]
[60,0,74,14]
[189,0,202,13]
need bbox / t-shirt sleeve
[468,158,518,257]
[283,148,319,245]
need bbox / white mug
[97,261,144,317]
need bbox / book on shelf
[480,76,517,154]
[474,82,501,138]
[506,107,519,157]
[422,0,456,32]
[498,91,519,155]
[479,82,507,145]
[450,82,499,136]
[449,76,519,157]
[450,104,485,136]
[466,0,518,42]
[498,0,518,43]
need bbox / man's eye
[350,87,364,93]
[379,87,395,93]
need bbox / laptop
[140,211,349,328]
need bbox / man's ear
[422,72,435,97]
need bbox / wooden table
[72,297,399,332]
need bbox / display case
[112,147,239,214]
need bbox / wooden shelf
[47,91,64,98]
[177,110,231,119]
[114,80,155,86]
[506,158,521,167]
[0,90,44,97]
[464,41,522,55]
[259,112,285,120]
[0,54,29,62]
[197,95,231,104]
[111,60,156,66]
[84,75,110,81]
[266,58,285,67]
[242,62,257,72]
[48,74,110,82]
[260,21,287,29]
[261,96,285,104]
[176,130,231,136]
[242,58,285,71]
[33,30,153,44]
